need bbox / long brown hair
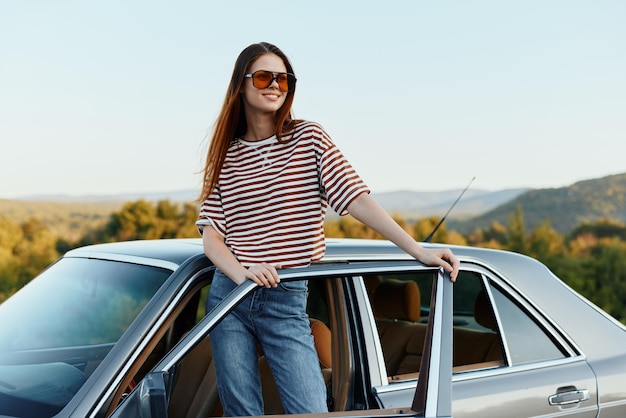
[198,42,297,202]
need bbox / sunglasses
[244,70,297,92]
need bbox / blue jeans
[207,269,328,416]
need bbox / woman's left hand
[417,248,460,282]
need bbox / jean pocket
[278,280,308,293]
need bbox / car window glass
[0,257,170,418]
[365,271,434,380]
[366,271,505,381]
[124,279,212,399]
[490,285,566,365]
[0,258,170,351]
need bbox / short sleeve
[317,128,370,215]
[195,185,227,236]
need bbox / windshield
[0,256,171,417]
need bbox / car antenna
[423,176,475,243]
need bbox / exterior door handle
[548,386,590,406]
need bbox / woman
[196,42,459,416]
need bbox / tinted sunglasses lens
[252,71,273,88]
[284,74,296,91]
[276,74,290,91]
[250,71,295,91]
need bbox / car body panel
[1,238,625,418]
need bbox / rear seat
[454,290,503,367]
[371,278,429,377]
[370,277,504,380]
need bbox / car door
[361,265,598,417]
[108,266,455,418]
[451,267,597,417]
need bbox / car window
[103,270,215,417]
[366,269,571,382]
[490,284,567,365]
[111,269,458,418]
[365,271,505,381]
[0,257,171,418]
[0,258,170,350]
[120,279,213,401]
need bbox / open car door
[110,269,453,418]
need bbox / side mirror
[110,371,168,418]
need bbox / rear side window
[368,269,571,381]
[490,285,566,365]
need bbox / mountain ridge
[5,171,626,236]
[452,172,626,234]
[9,187,529,220]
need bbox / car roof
[63,237,533,273]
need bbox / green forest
[1,199,626,324]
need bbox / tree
[0,217,59,303]
[82,199,201,244]
[506,205,526,253]
[106,199,157,241]
[413,216,441,242]
[323,215,385,239]
[466,221,507,249]
[527,220,565,260]
[579,238,626,322]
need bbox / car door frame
[62,253,215,418]
[357,259,598,417]
[452,263,598,417]
[108,262,454,418]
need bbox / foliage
[0,217,60,303]
[0,199,121,242]
[78,199,200,244]
[1,199,626,324]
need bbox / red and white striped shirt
[196,120,370,268]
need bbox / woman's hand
[416,247,460,282]
[246,263,281,288]
[203,226,280,286]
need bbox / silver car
[1,238,625,417]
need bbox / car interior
[109,270,509,417]
[365,271,505,382]
[162,276,343,417]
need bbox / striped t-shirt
[196,120,370,268]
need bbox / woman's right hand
[202,226,281,287]
[245,263,281,288]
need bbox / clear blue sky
[1,0,625,198]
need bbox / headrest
[364,275,383,297]
[373,279,421,323]
[309,319,332,369]
[474,290,496,330]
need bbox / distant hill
[452,173,626,234]
[13,188,527,219]
[2,188,527,240]
[371,188,529,219]
[16,189,199,203]
[5,172,626,238]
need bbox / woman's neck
[243,114,276,142]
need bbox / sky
[1,1,625,199]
